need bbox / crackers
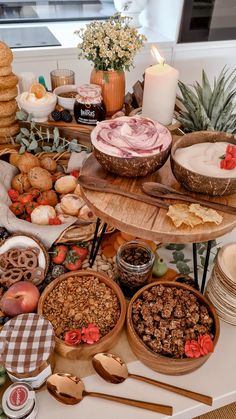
[167,203,223,228]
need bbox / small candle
[142,46,179,125]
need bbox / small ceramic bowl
[17,92,57,122]
[53,85,78,111]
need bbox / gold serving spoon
[46,373,173,415]
[92,353,213,406]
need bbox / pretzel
[23,267,44,286]
[17,250,38,269]
[1,268,23,287]
[0,254,9,271]
[8,249,22,267]
[25,247,40,256]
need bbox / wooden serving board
[80,153,236,244]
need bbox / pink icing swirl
[91,116,172,158]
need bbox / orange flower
[184,340,201,358]
[81,324,100,344]
[198,334,214,356]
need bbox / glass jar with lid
[116,240,155,297]
[74,83,106,125]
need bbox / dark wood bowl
[127,281,220,375]
[171,131,236,196]
[93,143,171,177]
[38,270,126,360]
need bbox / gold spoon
[92,353,213,406]
[46,373,173,415]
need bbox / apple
[0,282,40,317]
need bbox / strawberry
[37,195,49,205]
[18,193,33,204]
[49,217,62,225]
[70,170,80,178]
[51,245,68,264]
[25,201,39,215]
[226,144,236,157]
[28,188,40,199]
[70,245,88,262]
[8,189,19,202]
[20,213,31,222]
[9,202,25,216]
[64,250,82,271]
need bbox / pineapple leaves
[177,66,236,133]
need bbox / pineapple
[177,67,236,133]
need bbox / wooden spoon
[92,353,213,406]
[46,373,173,415]
[78,175,169,209]
[141,181,236,215]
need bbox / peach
[0,281,40,317]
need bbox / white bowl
[17,92,57,123]
[53,84,78,111]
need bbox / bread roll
[0,73,18,89]
[0,122,19,137]
[0,114,16,127]
[0,42,13,67]
[0,66,12,77]
[0,100,17,117]
[0,86,17,101]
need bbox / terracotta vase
[90,68,125,116]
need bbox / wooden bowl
[93,143,171,177]
[127,281,220,375]
[38,270,126,360]
[171,131,236,196]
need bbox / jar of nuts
[116,240,155,296]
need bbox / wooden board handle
[84,391,173,415]
[129,373,212,406]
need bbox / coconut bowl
[127,281,220,375]
[38,270,126,360]
[171,131,236,196]
[93,144,171,177]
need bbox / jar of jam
[116,240,155,297]
[0,313,55,389]
[2,382,38,419]
[74,83,105,125]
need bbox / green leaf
[200,256,206,267]
[19,145,26,154]
[42,146,52,152]
[21,138,29,147]
[28,139,38,151]
[176,261,191,274]
[165,244,185,250]
[15,133,22,144]
[16,110,28,121]
[172,251,185,261]
[20,128,30,136]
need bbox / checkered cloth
[0,313,55,374]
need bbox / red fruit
[8,189,19,202]
[29,188,40,199]
[18,193,33,204]
[9,202,25,216]
[49,217,62,225]
[70,170,80,178]
[64,250,82,271]
[51,245,68,264]
[226,144,236,157]
[20,213,31,222]
[25,201,39,215]
[70,245,88,262]
[37,195,49,205]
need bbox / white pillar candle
[142,51,179,125]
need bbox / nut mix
[132,284,214,359]
[42,275,121,340]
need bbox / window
[0,0,115,23]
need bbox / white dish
[53,84,78,111]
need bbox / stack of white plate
[206,243,236,325]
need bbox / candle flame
[151,45,165,65]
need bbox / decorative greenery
[12,111,90,154]
[177,67,236,133]
[75,13,146,72]
[165,240,221,275]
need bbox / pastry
[0,122,19,137]
[0,66,12,77]
[0,73,18,89]
[0,86,18,102]
[0,114,16,127]
[0,100,17,117]
[0,42,13,67]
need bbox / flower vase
[90,69,125,116]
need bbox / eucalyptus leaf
[28,139,38,151]
[42,146,52,152]
[176,261,191,275]
[19,145,26,154]
[16,110,28,121]
[21,138,29,147]
[15,133,22,144]
[20,128,30,136]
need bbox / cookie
[0,122,19,138]
[0,42,13,67]
[0,100,17,117]
[0,86,18,101]
[0,114,16,127]
[0,66,12,77]
[0,73,18,89]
